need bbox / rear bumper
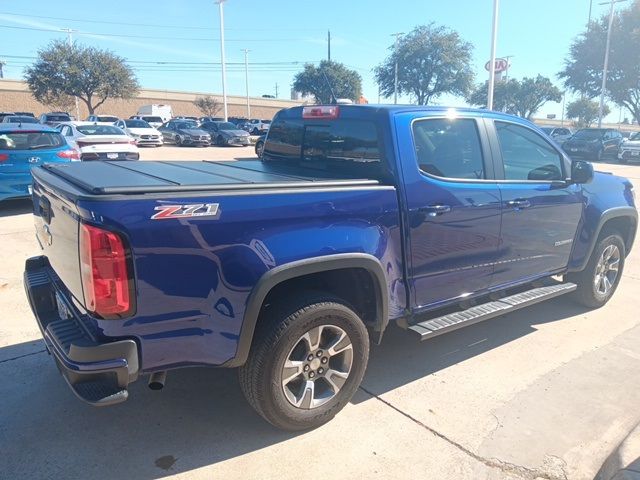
[24,256,139,406]
[0,172,32,201]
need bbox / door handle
[419,204,452,217]
[506,199,531,209]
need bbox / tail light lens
[57,149,80,160]
[79,224,132,318]
[0,153,8,163]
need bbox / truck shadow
[1,296,586,479]
[0,198,32,217]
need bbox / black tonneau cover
[41,160,380,195]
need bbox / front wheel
[569,233,625,308]
[239,293,369,431]
[175,135,183,146]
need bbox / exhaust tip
[148,371,167,391]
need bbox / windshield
[175,122,197,129]
[540,127,553,134]
[142,116,163,123]
[217,122,237,130]
[0,131,65,150]
[46,115,70,122]
[124,119,151,128]
[97,116,119,122]
[573,129,605,139]
[629,132,640,141]
[76,125,124,135]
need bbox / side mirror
[571,160,594,184]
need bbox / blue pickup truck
[24,105,637,430]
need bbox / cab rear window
[264,111,383,176]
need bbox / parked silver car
[540,126,572,145]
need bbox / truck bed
[40,160,381,196]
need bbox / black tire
[255,140,264,158]
[252,128,260,135]
[594,148,604,162]
[216,135,225,147]
[239,292,370,431]
[569,233,625,308]
[618,154,627,164]
[175,135,183,146]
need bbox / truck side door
[396,113,502,310]
[487,119,583,288]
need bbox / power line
[0,23,301,41]
[0,11,325,31]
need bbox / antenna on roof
[320,69,337,105]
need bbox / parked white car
[86,114,119,124]
[114,119,163,147]
[130,115,164,129]
[56,122,139,161]
[137,104,173,123]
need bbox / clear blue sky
[0,0,626,121]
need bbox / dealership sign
[485,58,509,73]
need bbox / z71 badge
[151,203,221,220]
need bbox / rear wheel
[569,233,625,308]
[239,293,369,431]
[255,140,265,158]
[216,135,225,147]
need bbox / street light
[216,0,228,121]
[242,48,250,118]
[487,0,500,110]
[597,0,629,127]
[61,28,80,120]
[391,32,404,104]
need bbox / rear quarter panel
[78,186,404,371]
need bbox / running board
[408,282,577,341]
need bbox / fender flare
[225,253,389,367]
[571,206,638,272]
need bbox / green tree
[25,40,139,115]
[374,24,474,105]
[293,61,362,104]
[468,75,562,119]
[194,95,221,117]
[566,98,611,128]
[559,2,640,123]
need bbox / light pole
[216,0,228,121]
[61,28,80,120]
[487,0,500,110]
[391,32,403,104]
[597,0,629,128]
[242,49,250,118]
[561,91,566,127]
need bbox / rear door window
[412,118,485,179]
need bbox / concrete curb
[596,422,640,480]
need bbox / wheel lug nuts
[321,357,328,364]
[309,372,315,378]
[318,368,324,374]
[316,350,323,357]
[303,365,310,372]
[307,354,314,361]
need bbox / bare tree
[194,96,221,117]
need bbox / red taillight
[57,149,80,160]
[79,224,132,317]
[302,105,340,119]
[0,153,8,163]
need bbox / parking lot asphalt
[1,148,639,479]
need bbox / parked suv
[39,112,71,127]
[618,131,640,164]
[563,128,624,161]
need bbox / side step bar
[408,282,577,341]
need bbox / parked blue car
[0,124,78,202]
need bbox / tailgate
[32,173,84,304]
